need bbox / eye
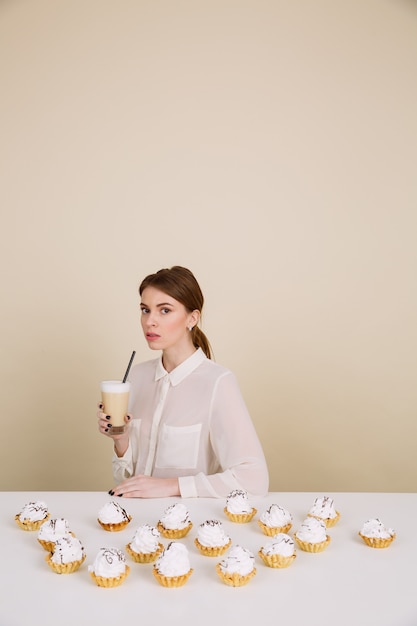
[161,308,171,314]
[140,307,149,314]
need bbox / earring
[188,326,193,331]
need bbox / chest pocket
[155,423,202,469]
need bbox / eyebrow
[140,301,174,308]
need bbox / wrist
[169,478,181,497]
[114,436,129,457]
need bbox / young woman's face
[140,286,198,352]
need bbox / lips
[146,333,160,341]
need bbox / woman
[98,266,269,498]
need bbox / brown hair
[139,266,212,359]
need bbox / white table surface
[1,491,416,626]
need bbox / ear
[188,309,200,328]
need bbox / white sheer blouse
[112,349,269,498]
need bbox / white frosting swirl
[197,520,230,547]
[261,533,295,557]
[361,518,395,539]
[129,525,161,554]
[226,490,253,514]
[218,545,255,576]
[18,501,48,522]
[159,503,190,530]
[296,517,327,543]
[98,501,130,524]
[38,518,71,541]
[88,548,127,577]
[260,504,292,527]
[309,496,337,519]
[155,542,191,576]
[50,536,85,564]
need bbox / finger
[98,419,115,437]
[98,412,111,427]
[97,410,111,422]
[111,477,141,497]
[117,491,144,498]
[112,478,134,494]
[115,483,147,498]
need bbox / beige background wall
[1,0,416,493]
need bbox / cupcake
[157,503,192,539]
[358,518,396,548]
[37,518,73,552]
[88,547,130,587]
[45,535,86,574]
[294,517,331,553]
[258,504,293,536]
[216,545,256,586]
[194,520,232,556]
[97,501,132,532]
[126,524,164,563]
[224,490,257,523]
[153,542,193,587]
[258,533,296,568]
[15,501,50,531]
[307,496,340,528]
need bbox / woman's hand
[97,403,130,456]
[109,475,180,499]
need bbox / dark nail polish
[108,490,114,495]
[105,428,109,432]
[118,493,124,497]
[105,415,111,420]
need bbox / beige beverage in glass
[101,380,130,434]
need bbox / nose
[145,312,157,327]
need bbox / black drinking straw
[122,350,136,383]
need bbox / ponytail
[191,325,213,360]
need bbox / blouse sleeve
[111,420,141,483]
[178,371,269,498]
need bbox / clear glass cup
[100,380,130,434]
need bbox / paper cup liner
[358,532,396,548]
[125,542,164,563]
[45,552,86,574]
[152,567,193,587]
[294,535,331,552]
[89,566,130,587]
[156,521,193,539]
[308,511,341,528]
[258,550,296,568]
[15,513,50,531]
[223,508,257,523]
[194,538,232,556]
[97,517,132,532]
[257,520,292,536]
[215,563,256,586]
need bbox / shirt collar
[155,348,206,386]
